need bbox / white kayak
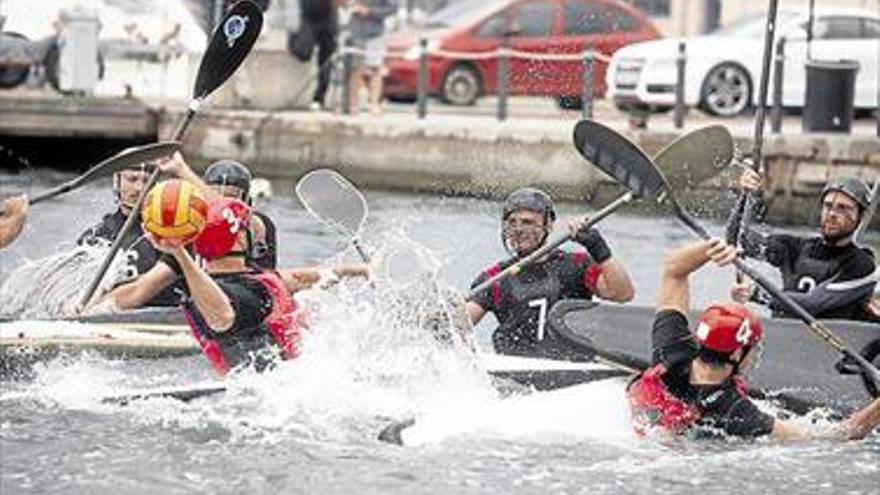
[0,319,199,377]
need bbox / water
[1,172,878,495]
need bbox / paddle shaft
[732,0,779,261]
[102,381,226,405]
[675,206,880,386]
[78,104,201,309]
[469,191,633,299]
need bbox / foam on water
[0,242,132,318]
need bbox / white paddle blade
[295,169,368,238]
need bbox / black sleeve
[740,230,795,268]
[217,277,273,332]
[651,310,698,368]
[698,385,775,438]
[773,252,877,316]
[159,252,183,276]
[467,270,494,312]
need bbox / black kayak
[549,300,880,413]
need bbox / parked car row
[607,7,880,116]
[382,0,659,107]
[382,2,880,117]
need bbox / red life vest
[626,363,701,435]
[185,271,304,375]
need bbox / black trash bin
[803,59,860,133]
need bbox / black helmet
[203,160,252,198]
[502,187,556,222]
[821,177,870,212]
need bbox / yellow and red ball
[141,179,209,243]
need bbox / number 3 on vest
[528,298,548,340]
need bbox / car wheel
[699,62,752,117]
[441,64,481,106]
[0,32,31,89]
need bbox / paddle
[726,0,779,250]
[17,142,179,206]
[101,382,228,405]
[655,125,733,191]
[78,0,264,311]
[295,169,371,262]
[469,122,722,299]
[573,119,880,392]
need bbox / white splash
[0,243,129,318]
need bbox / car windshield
[711,11,800,37]
[424,1,500,28]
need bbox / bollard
[673,41,686,129]
[417,37,428,119]
[771,37,785,133]
[581,45,594,120]
[341,40,354,115]
[497,34,510,122]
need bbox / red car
[383,0,660,106]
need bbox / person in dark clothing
[201,159,278,269]
[730,170,878,322]
[627,238,880,441]
[77,163,183,307]
[465,188,635,358]
[295,0,340,110]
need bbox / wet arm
[174,248,235,332]
[277,264,370,293]
[772,397,880,441]
[109,262,177,310]
[657,240,716,315]
[595,258,635,303]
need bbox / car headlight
[403,39,439,60]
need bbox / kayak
[549,300,880,413]
[0,308,197,378]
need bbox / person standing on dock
[0,195,28,249]
[730,170,878,323]
[292,0,342,111]
[465,187,635,359]
[626,238,880,441]
[346,0,397,115]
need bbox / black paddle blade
[573,120,670,202]
[193,0,263,100]
[77,141,180,184]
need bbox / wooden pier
[0,89,157,140]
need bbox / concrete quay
[164,103,879,229]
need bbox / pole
[497,34,509,122]
[417,37,428,119]
[342,39,353,115]
[673,41,686,129]
[581,44,593,120]
[771,37,785,134]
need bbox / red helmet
[193,197,252,260]
[695,303,763,354]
